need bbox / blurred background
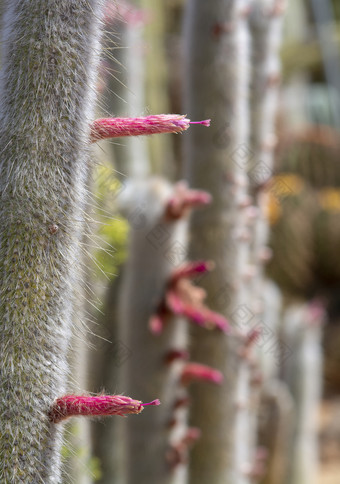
[64,1,340,483]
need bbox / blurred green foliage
[92,162,129,280]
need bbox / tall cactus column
[247,3,287,482]
[0,1,102,482]
[183,1,253,483]
[118,177,216,484]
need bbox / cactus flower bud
[49,395,160,423]
[181,363,224,385]
[90,115,210,142]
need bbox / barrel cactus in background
[275,125,340,188]
[314,188,340,288]
[266,174,318,299]
[267,123,340,299]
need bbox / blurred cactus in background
[2,0,340,483]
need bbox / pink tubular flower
[164,181,212,221]
[49,394,160,423]
[181,363,224,385]
[90,115,210,142]
[171,260,214,282]
[149,261,230,335]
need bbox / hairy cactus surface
[0,1,103,482]
[118,176,225,484]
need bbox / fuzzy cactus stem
[49,395,160,423]
[90,115,210,142]
[0,0,103,481]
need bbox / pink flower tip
[189,119,211,127]
[172,261,214,282]
[142,399,161,407]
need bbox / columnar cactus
[118,176,227,484]
[0,1,103,482]
[281,302,324,484]
[183,1,253,482]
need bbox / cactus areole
[0,1,103,482]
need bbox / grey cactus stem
[183,1,252,483]
[246,2,286,481]
[282,303,324,484]
[0,1,102,482]
[247,0,285,308]
[119,178,189,484]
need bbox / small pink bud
[49,394,160,423]
[149,313,165,335]
[181,363,224,385]
[164,349,190,364]
[182,427,201,445]
[164,182,212,221]
[171,261,214,282]
[173,396,191,409]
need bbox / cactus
[0,1,105,482]
[281,301,324,484]
[117,176,226,484]
[182,1,254,482]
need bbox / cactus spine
[0,1,102,482]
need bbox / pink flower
[180,363,223,385]
[149,261,230,335]
[49,394,160,423]
[90,115,210,142]
[164,181,212,221]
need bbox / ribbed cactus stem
[0,1,102,482]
